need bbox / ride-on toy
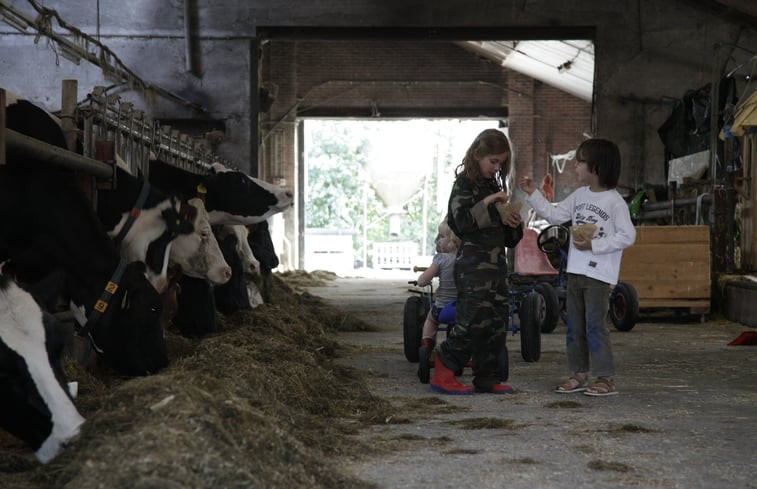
[403,278,512,384]
[526,223,640,332]
[404,273,541,384]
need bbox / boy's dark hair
[576,138,621,189]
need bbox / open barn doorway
[258,28,595,274]
[301,118,499,276]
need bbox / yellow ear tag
[121,291,129,309]
[196,183,208,194]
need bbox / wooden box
[619,225,710,311]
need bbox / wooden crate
[619,225,710,311]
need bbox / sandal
[555,373,588,393]
[584,377,618,397]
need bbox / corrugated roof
[460,40,595,102]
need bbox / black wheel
[403,296,425,362]
[609,282,640,331]
[518,291,542,362]
[534,282,560,333]
[417,344,431,383]
[496,340,509,382]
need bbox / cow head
[214,225,259,275]
[213,228,253,315]
[169,198,231,285]
[202,163,293,226]
[90,261,168,376]
[0,276,84,463]
[113,196,195,293]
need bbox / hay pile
[0,274,390,489]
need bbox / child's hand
[519,176,535,195]
[503,209,522,228]
[572,234,592,251]
[484,191,509,206]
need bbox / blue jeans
[565,273,615,378]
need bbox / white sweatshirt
[526,186,636,285]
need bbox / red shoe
[477,383,514,394]
[430,359,474,395]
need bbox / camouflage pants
[438,244,510,390]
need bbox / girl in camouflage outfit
[431,128,523,395]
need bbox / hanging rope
[550,149,576,174]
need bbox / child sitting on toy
[415,218,461,359]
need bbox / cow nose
[222,266,232,281]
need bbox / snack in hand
[494,201,523,224]
[570,223,597,240]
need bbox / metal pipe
[5,128,112,178]
[641,195,712,211]
[636,209,674,220]
[184,0,193,73]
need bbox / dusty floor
[306,276,757,489]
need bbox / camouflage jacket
[447,175,523,249]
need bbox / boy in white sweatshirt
[519,138,635,396]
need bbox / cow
[172,276,217,338]
[0,163,167,376]
[215,225,259,276]
[213,225,259,315]
[247,220,280,304]
[5,94,203,297]
[0,275,85,463]
[95,165,197,293]
[3,93,167,377]
[174,224,259,333]
[148,159,294,226]
[170,199,232,285]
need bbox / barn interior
[1,1,757,487]
[3,0,757,318]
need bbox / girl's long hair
[454,128,513,191]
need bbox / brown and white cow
[169,198,231,285]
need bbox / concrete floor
[306,276,757,489]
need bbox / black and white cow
[0,275,85,463]
[213,225,259,315]
[3,93,167,376]
[172,276,217,338]
[95,166,197,293]
[247,220,280,304]
[148,159,293,226]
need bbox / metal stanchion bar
[5,128,112,178]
